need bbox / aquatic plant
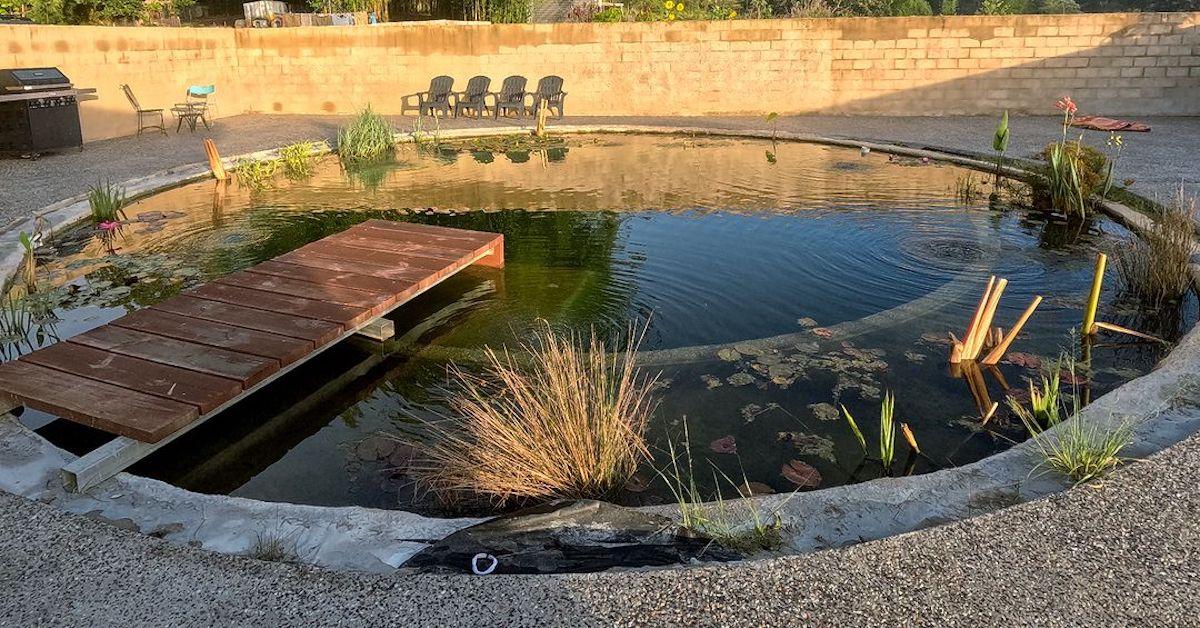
[87,181,127,224]
[1032,97,1108,218]
[955,173,981,205]
[338,106,395,164]
[992,110,1009,176]
[656,419,793,553]
[279,140,322,179]
[1007,365,1063,426]
[878,392,896,468]
[402,322,658,504]
[1114,190,1197,308]
[1102,131,1125,197]
[233,157,280,191]
[18,231,36,291]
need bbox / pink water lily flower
[98,221,120,232]
[1054,96,1077,115]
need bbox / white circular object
[471,552,498,575]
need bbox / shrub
[279,140,322,180]
[978,0,1028,13]
[400,323,659,504]
[887,0,931,15]
[1035,140,1108,217]
[1038,0,1078,12]
[592,6,623,20]
[337,106,395,165]
[87,180,127,224]
[1114,191,1197,307]
[939,0,957,13]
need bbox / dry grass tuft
[1115,190,1197,307]
[403,322,659,505]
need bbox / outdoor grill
[0,67,97,157]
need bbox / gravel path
[2,113,1199,627]
[3,114,1196,226]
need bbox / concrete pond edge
[1,124,1198,573]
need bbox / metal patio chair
[171,84,214,133]
[121,84,166,137]
[402,75,455,117]
[489,75,529,119]
[453,75,491,119]
[530,75,567,118]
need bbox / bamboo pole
[1082,252,1107,335]
[961,276,996,355]
[1093,320,1168,344]
[204,139,227,181]
[966,278,1007,359]
[981,295,1043,365]
[901,423,920,454]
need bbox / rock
[136,211,165,222]
[808,402,840,422]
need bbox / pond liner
[402,499,740,574]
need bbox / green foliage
[591,6,623,20]
[993,110,1010,155]
[1114,190,1198,307]
[978,0,1028,13]
[623,0,739,21]
[30,0,148,23]
[840,403,867,452]
[939,0,957,14]
[841,393,899,469]
[87,181,127,224]
[279,141,322,180]
[233,157,280,191]
[337,106,395,165]
[1035,140,1107,218]
[886,0,931,15]
[18,232,37,291]
[1038,0,1078,11]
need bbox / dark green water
[11,135,1187,513]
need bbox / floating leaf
[738,481,775,497]
[1005,352,1042,369]
[710,435,737,455]
[781,460,821,488]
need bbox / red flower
[1055,96,1077,115]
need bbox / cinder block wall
[2,12,1197,142]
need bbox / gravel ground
[2,113,1200,626]
[2,114,1196,225]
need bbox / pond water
[8,134,1189,514]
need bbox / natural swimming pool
[9,134,1187,514]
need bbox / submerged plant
[1114,190,1197,307]
[656,419,793,553]
[279,140,322,179]
[401,322,658,504]
[87,180,127,224]
[233,157,280,191]
[338,106,395,164]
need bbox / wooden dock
[0,220,503,490]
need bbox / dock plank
[154,295,343,346]
[0,361,198,442]
[218,270,396,312]
[70,326,279,386]
[186,283,372,327]
[296,241,456,272]
[360,219,501,246]
[112,309,313,365]
[326,233,468,262]
[21,342,241,414]
[272,250,428,282]
[246,260,415,295]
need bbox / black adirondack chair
[453,75,491,119]
[403,75,455,116]
[530,75,567,118]
[489,75,529,119]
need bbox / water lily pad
[738,481,776,497]
[700,374,723,389]
[797,317,819,328]
[904,351,927,363]
[776,432,837,462]
[810,327,834,338]
[793,341,820,354]
[710,435,737,455]
[732,343,764,357]
[781,460,822,488]
[727,372,756,387]
[808,402,839,422]
[1004,352,1042,369]
[756,353,783,366]
[717,348,742,362]
[741,403,764,422]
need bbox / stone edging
[1,125,1197,573]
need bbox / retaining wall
[1,12,1197,142]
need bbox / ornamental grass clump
[403,323,659,505]
[337,106,395,165]
[1114,190,1197,308]
[87,180,127,224]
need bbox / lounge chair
[531,75,567,118]
[402,76,454,117]
[121,84,166,137]
[453,76,491,119]
[490,75,529,119]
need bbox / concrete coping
[1,124,1198,573]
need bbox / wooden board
[0,221,504,452]
[20,342,241,414]
[70,326,280,386]
[154,295,343,346]
[112,308,313,366]
[0,361,198,442]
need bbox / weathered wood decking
[0,220,503,489]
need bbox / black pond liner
[403,499,742,574]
